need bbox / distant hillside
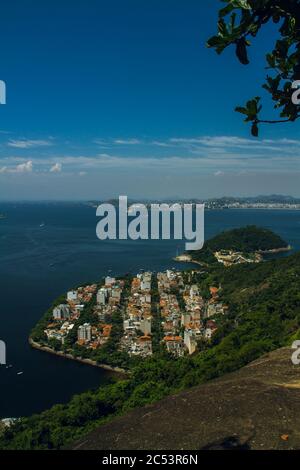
[190,225,289,264]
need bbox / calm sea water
[0,202,300,418]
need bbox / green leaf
[230,13,237,33]
[218,19,228,37]
[219,4,234,18]
[235,106,248,115]
[289,17,296,31]
[266,53,275,68]
[231,0,251,9]
[206,35,227,54]
[236,37,249,65]
[275,39,289,59]
[246,98,258,115]
[206,35,223,48]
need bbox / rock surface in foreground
[70,347,300,450]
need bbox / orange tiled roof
[210,287,219,295]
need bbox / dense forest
[1,241,300,450]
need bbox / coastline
[216,207,300,211]
[28,338,128,376]
[173,255,206,267]
[174,245,292,266]
[257,244,292,254]
[28,240,292,382]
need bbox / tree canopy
[207,0,300,136]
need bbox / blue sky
[0,0,300,200]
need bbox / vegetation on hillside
[190,225,288,264]
[1,237,300,450]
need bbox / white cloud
[0,160,33,174]
[114,138,142,145]
[7,139,53,149]
[50,163,62,173]
[1,135,299,177]
[16,161,33,172]
[151,141,173,147]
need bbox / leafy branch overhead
[207,0,300,136]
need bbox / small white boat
[17,371,23,375]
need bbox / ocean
[0,202,300,418]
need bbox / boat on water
[39,222,46,228]
[17,371,23,376]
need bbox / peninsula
[4,227,300,450]
[176,225,290,267]
[29,226,289,372]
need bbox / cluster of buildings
[94,276,124,322]
[158,272,227,356]
[43,269,229,361]
[78,276,125,349]
[224,201,300,210]
[44,283,98,344]
[203,197,300,210]
[181,283,205,355]
[44,279,123,350]
[158,270,185,356]
[118,269,228,359]
[77,322,112,350]
[120,272,153,357]
[214,250,262,267]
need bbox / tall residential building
[53,304,70,320]
[67,290,77,302]
[184,329,197,355]
[97,288,108,306]
[111,287,122,302]
[77,323,92,342]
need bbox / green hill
[190,225,289,264]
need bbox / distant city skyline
[0,0,300,200]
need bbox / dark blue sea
[0,202,300,418]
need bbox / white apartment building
[97,288,108,305]
[184,329,197,355]
[53,304,70,320]
[67,290,78,302]
[77,323,92,342]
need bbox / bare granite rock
[69,347,300,450]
